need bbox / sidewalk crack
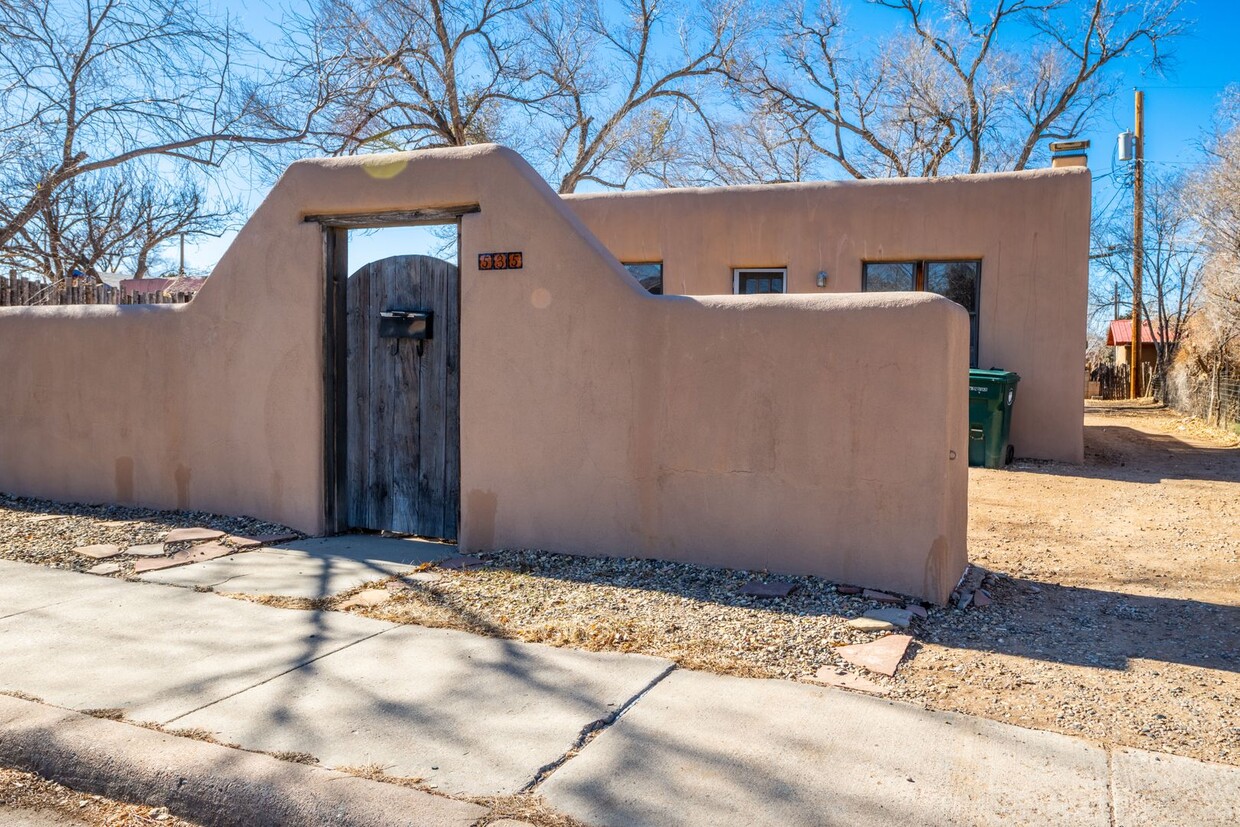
[160,625,396,725]
[522,663,677,793]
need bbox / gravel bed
[0,492,300,577]
[357,549,932,684]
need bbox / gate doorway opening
[313,206,477,542]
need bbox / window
[734,268,786,295]
[863,260,981,367]
[623,262,663,294]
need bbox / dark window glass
[736,270,785,294]
[863,259,981,368]
[623,262,663,294]
[926,261,980,367]
[862,262,916,291]
[925,261,978,313]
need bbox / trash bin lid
[968,369,1021,383]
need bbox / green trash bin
[968,369,1020,468]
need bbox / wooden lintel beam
[304,205,480,229]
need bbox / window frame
[733,267,788,295]
[862,259,982,368]
[622,261,664,294]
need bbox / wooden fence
[0,273,195,307]
[1085,362,1156,400]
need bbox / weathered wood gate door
[345,254,459,539]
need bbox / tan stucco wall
[0,145,970,602]
[565,169,1090,463]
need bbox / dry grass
[468,793,594,827]
[336,763,423,787]
[0,765,200,826]
[217,592,332,612]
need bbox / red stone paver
[74,544,122,560]
[806,666,891,695]
[835,634,912,677]
[163,527,225,543]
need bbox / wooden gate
[345,254,459,539]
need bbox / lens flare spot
[531,287,552,309]
[363,157,409,179]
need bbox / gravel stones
[0,492,298,576]
[740,579,795,598]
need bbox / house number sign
[478,252,523,270]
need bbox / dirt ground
[894,400,1240,764]
[0,766,199,826]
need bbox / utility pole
[1130,89,1144,399]
[179,233,186,277]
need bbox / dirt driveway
[895,400,1240,764]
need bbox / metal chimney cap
[1049,140,1091,152]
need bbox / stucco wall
[565,169,1090,463]
[0,145,969,602]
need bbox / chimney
[1049,140,1090,169]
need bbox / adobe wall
[0,146,969,602]
[565,169,1091,463]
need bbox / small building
[567,166,1089,464]
[1106,319,1175,374]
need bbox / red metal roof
[1106,319,1178,346]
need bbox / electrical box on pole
[1117,131,1135,162]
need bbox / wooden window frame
[733,267,787,295]
[862,259,982,368]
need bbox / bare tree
[524,0,749,193]
[294,0,546,153]
[725,0,1188,179]
[1178,86,1240,423]
[3,169,230,283]
[0,0,331,252]
[1092,170,1201,396]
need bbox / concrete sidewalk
[1,559,1236,826]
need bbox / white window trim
[732,268,788,295]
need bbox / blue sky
[186,0,1240,273]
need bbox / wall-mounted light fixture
[816,271,829,288]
